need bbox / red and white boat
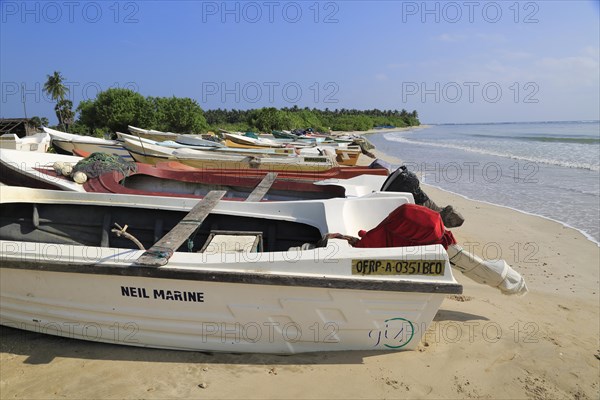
[0,149,389,201]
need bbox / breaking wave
[383,133,600,172]
[469,134,600,144]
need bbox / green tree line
[205,106,419,133]
[75,89,209,135]
[40,81,420,135]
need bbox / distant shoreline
[331,124,430,137]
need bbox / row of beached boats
[46,126,364,167]
[1,126,364,167]
[0,126,527,354]
[0,149,389,200]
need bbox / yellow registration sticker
[351,259,445,276]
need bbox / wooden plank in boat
[245,172,278,202]
[135,190,226,267]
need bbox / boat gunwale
[0,187,461,294]
[43,127,118,145]
[0,257,463,294]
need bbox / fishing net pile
[52,153,137,184]
[72,153,137,178]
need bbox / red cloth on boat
[353,204,457,249]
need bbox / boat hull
[0,132,50,152]
[158,161,390,179]
[224,133,284,148]
[0,151,78,190]
[128,147,337,172]
[45,127,133,160]
[271,130,299,140]
[50,138,76,155]
[223,139,282,149]
[128,125,179,142]
[52,139,132,160]
[0,187,461,353]
[0,149,385,197]
[86,166,348,200]
[0,264,445,353]
[335,148,361,166]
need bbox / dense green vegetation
[39,74,420,135]
[205,106,419,133]
[29,116,49,129]
[76,89,209,135]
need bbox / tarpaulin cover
[354,204,457,249]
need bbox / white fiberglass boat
[0,186,461,353]
[44,127,132,160]
[0,131,51,152]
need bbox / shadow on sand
[1,309,487,365]
[0,326,393,366]
[433,309,489,322]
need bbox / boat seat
[200,230,263,254]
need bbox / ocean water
[368,121,600,244]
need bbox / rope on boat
[111,223,145,250]
[318,233,360,247]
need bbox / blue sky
[1,0,599,124]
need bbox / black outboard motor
[381,166,465,228]
[367,158,392,171]
[381,166,429,203]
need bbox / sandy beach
[1,148,599,399]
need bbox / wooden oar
[135,190,226,267]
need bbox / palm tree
[55,99,74,130]
[43,71,70,130]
